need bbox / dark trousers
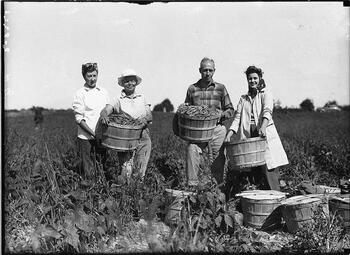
[77,138,107,181]
[226,124,280,196]
[249,123,280,191]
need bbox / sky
[3,1,350,110]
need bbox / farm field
[3,110,350,253]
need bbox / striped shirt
[184,80,235,121]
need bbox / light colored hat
[117,69,142,86]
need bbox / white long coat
[229,88,289,169]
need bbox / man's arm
[220,86,235,121]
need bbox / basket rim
[178,113,220,120]
[224,137,267,145]
[106,122,144,129]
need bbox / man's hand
[100,116,110,125]
[225,130,235,142]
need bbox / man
[32,106,44,129]
[72,62,110,182]
[180,57,235,188]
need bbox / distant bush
[153,98,174,112]
[300,98,315,111]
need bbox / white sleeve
[108,97,121,113]
[143,95,151,106]
[72,90,85,124]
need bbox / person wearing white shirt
[100,69,152,181]
[225,66,288,192]
[72,63,110,181]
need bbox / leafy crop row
[4,111,350,253]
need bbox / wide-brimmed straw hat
[117,69,142,86]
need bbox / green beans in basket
[176,104,221,118]
[108,112,143,126]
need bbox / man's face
[84,70,98,88]
[199,61,215,83]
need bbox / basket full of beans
[101,113,143,151]
[176,104,221,143]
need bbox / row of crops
[3,110,350,253]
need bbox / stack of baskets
[235,187,349,233]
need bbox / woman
[100,69,152,181]
[72,63,110,181]
[225,66,288,191]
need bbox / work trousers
[186,125,226,186]
[118,128,151,179]
[77,138,107,181]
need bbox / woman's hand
[258,124,267,138]
[100,109,110,125]
[137,117,148,127]
[225,130,235,142]
[259,118,268,138]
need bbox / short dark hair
[199,57,215,69]
[245,66,263,78]
[82,63,98,76]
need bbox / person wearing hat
[100,69,152,181]
[72,62,110,182]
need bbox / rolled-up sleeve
[143,96,153,122]
[72,91,84,124]
[262,90,273,121]
[229,97,243,132]
[221,86,235,120]
[184,87,192,105]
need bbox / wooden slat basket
[164,189,195,225]
[281,194,329,233]
[101,122,143,151]
[178,114,220,143]
[225,137,267,170]
[329,194,350,229]
[236,190,287,230]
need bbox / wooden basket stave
[101,122,143,151]
[178,114,220,143]
[225,137,267,170]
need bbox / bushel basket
[225,137,267,169]
[101,122,143,151]
[178,114,220,143]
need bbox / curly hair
[245,65,263,78]
[82,63,98,77]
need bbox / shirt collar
[120,90,142,99]
[246,87,266,101]
[84,84,100,91]
[195,79,216,88]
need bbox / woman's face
[122,76,137,94]
[84,70,98,88]
[247,73,260,91]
